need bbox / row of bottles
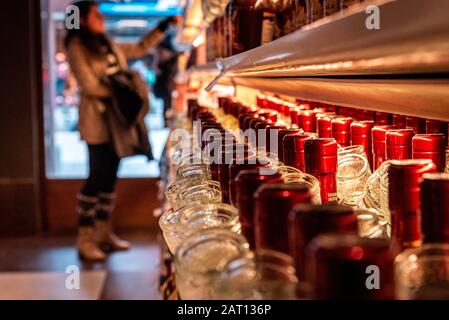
[159,94,449,299]
[206,0,363,61]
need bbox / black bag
[107,70,144,126]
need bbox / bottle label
[261,12,275,45]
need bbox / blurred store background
[42,0,184,178]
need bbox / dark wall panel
[0,0,42,235]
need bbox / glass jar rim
[395,243,449,266]
[217,249,298,288]
[337,153,369,180]
[178,203,238,228]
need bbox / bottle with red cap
[371,125,398,170]
[217,144,256,204]
[351,120,375,171]
[425,119,449,146]
[405,116,425,134]
[420,173,449,244]
[388,159,436,251]
[298,110,318,133]
[228,159,270,208]
[375,112,392,125]
[265,124,287,155]
[304,138,338,204]
[362,110,376,121]
[288,204,358,281]
[331,117,353,147]
[412,134,446,172]
[254,183,312,253]
[283,133,314,172]
[277,129,303,162]
[317,113,336,138]
[305,234,394,299]
[235,169,283,249]
[392,114,406,128]
[386,129,414,160]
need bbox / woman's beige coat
[66,29,164,149]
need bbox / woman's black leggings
[81,143,120,196]
[78,143,120,226]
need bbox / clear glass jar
[173,180,222,210]
[175,229,249,300]
[395,244,449,300]
[361,160,392,228]
[176,163,211,180]
[275,165,303,175]
[159,208,183,255]
[165,177,210,206]
[214,249,299,300]
[354,208,389,239]
[169,136,199,164]
[337,145,372,206]
[178,203,240,238]
[282,172,321,204]
[379,173,390,231]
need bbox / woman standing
[65,0,176,261]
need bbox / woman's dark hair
[64,0,111,55]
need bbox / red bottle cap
[305,234,394,299]
[187,99,199,119]
[392,114,406,128]
[229,158,271,208]
[323,105,334,113]
[256,95,265,108]
[372,125,398,169]
[304,138,338,173]
[235,170,284,243]
[412,134,446,172]
[290,106,302,126]
[288,204,358,281]
[298,110,317,133]
[304,138,338,204]
[425,120,449,146]
[249,117,266,131]
[362,110,376,121]
[331,117,353,147]
[351,121,375,170]
[425,120,445,134]
[218,146,256,203]
[405,116,425,134]
[265,124,287,154]
[238,111,258,130]
[420,173,449,243]
[386,129,414,160]
[375,112,392,125]
[218,96,230,109]
[277,129,303,162]
[254,183,312,253]
[283,134,313,172]
[258,110,278,122]
[317,114,336,138]
[388,159,436,250]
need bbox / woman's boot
[77,194,106,261]
[95,192,130,252]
